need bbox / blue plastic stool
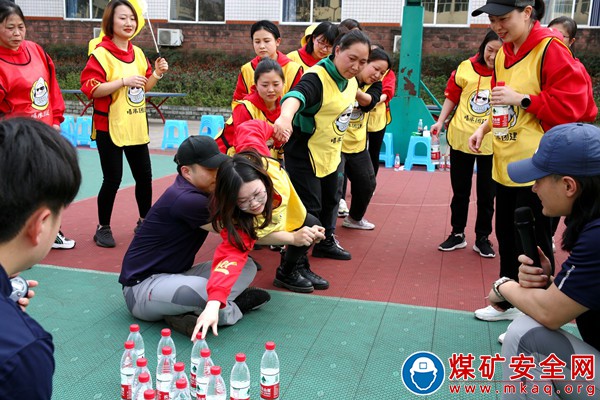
[75,116,95,148]
[199,115,224,138]
[404,135,435,172]
[162,120,189,149]
[60,115,77,147]
[378,131,395,168]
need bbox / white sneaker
[474,305,523,321]
[52,230,76,249]
[342,216,375,230]
[337,199,349,217]
[498,332,506,344]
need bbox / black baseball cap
[174,136,229,168]
[472,0,534,16]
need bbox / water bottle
[132,372,152,400]
[143,389,157,400]
[492,81,509,137]
[121,340,137,400]
[170,361,190,398]
[172,378,192,400]
[157,328,176,366]
[128,324,145,359]
[196,348,214,400]
[260,342,280,400]
[133,357,152,396]
[156,346,175,400]
[206,366,226,400]
[190,332,209,398]
[230,353,250,400]
[431,131,440,167]
[417,118,423,135]
[393,154,401,171]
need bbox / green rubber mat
[22,265,580,399]
[74,149,177,202]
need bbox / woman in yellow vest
[287,22,338,71]
[432,30,501,257]
[81,0,169,248]
[469,0,597,323]
[273,30,371,261]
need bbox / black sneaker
[273,267,314,293]
[133,219,143,234]
[473,236,496,258]
[438,233,467,251]
[233,287,271,314]
[296,254,329,290]
[312,235,351,260]
[164,313,198,337]
[94,225,116,248]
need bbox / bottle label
[157,390,169,400]
[230,384,250,399]
[260,371,279,399]
[492,105,509,137]
[121,383,132,400]
[190,371,197,393]
[121,369,134,400]
[197,378,208,399]
[431,145,440,161]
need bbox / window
[282,0,342,23]
[170,0,225,22]
[424,0,468,24]
[65,0,109,19]
[543,0,596,25]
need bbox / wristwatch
[520,95,531,109]
[493,277,514,301]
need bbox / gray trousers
[502,315,600,399]
[122,259,257,326]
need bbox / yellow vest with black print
[304,66,358,177]
[367,69,391,132]
[92,46,149,146]
[343,82,372,154]
[255,157,306,238]
[492,37,556,187]
[240,61,301,99]
[448,59,493,155]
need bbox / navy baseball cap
[508,123,600,183]
[472,0,534,16]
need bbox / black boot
[273,251,313,293]
[297,254,329,290]
[312,235,351,260]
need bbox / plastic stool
[199,115,224,138]
[60,115,77,146]
[75,116,95,148]
[162,120,189,149]
[404,135,435,172]
[378,131,395,168]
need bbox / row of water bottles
[121,324,280,399]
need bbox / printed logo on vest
[30,77,49,111]
[126,86,145,107]
[334,103,353,134]
[469,89,491,116]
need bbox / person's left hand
[491,84,522,107]
[190,300,221,341]
[154,57,169,75]
[17,280,38,312]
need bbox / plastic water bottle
[431,131,440,167]
[206,366,226,400]
[190,332,209,398]
[170,362,190,398]
[121,341,137,400]
[156,346,175,400]
[133,357,152,395]
[172,378,192,400]
[143,389,157,400]
[157,328,176,366]
[260,342,280,399]
[132,372,152,400]
[492,81,509,137]
[230,353,250,400]
[417,118,423,135]
[393,154,401,171]
[196,348,214,399]
[128,324,145,359]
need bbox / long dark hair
[561,175,600,251]
[101,0,138,38]
[475,30,500,66]
[305,21,338,55]
[517,0,545,21]
[0,0,24,25]
[549,16,578,39]
[211,150,274,251]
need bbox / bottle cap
[174,361,185,372]
[130,324,140,332]
[139,372,150,383]
[136,357,147,367]
[210,365,221,375]
[176,378,187,389]
[125,340,135,349]
[235,353,246,362]
[161,346,172,356]
[161,328,171,337]
[196,331,204,340]
[143,389,156,400]
[265,341,276,350]
[497,81,505,87]
[201,348,211,357]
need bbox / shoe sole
[474,311,522,322]
[337,212,349,218]
[312,282,329,290]
[52,243,76,249]
[342,223,375,230]
[473,244,496,258]
[438,241,467,251]
[273,279,314,293]
[311,251,352,260]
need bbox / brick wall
[25,20,600,56]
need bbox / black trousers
[448,147,495,238]
[367,127,386,176]
[95,130,152,226]
[495,183,555,281]
[335,150,376,224]
[284,213,321,265]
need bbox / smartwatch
[520,95,531,109]
[493,277,513,302]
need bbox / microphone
[514,207,542,269]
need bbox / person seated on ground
[488,123,600,395]
[192,120,328,340]
[0,117,81,398]
[119,135,270,337]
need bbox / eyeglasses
[315,37,332,51]
[237,190,268,211]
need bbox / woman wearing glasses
[287,22,338,70]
